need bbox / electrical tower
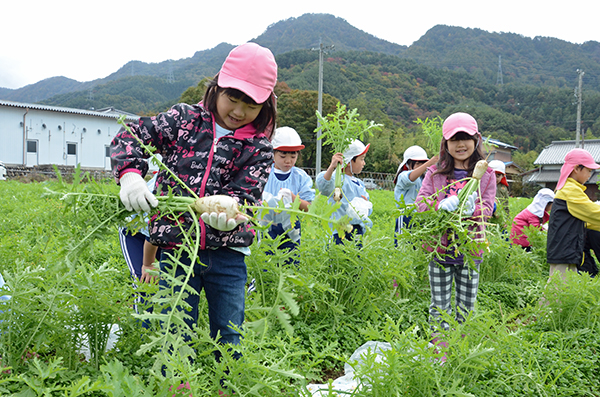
[496,55,503,85]
[311,39,334,174]
[167,60,175,84]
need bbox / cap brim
[359,143,370,157]
[443,127,478,140]
[218,72,271,103]
[274,145,305,151]
[584,162,600,169]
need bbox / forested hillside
[406,25,600,91]
[273,50,600,172]
[2,13,600,173]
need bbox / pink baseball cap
[218,42,277,104]
[442,112,479,140]
[556,148,600,190]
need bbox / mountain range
[2,13,598,108]
[2,13,600,175]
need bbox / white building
[0,100,139,170]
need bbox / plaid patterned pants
[428,261,480,330]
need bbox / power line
[575,69,585,147]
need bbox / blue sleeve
[316,171,334,196]
[296,169,316,202]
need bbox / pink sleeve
[118,168,142,179]
[416,168,437,212]
[529,213,542,228]
[472,169,496,219]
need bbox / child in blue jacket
[316,140,373,244]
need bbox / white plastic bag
[306,341,391,395]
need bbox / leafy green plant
[316,102,382,201]
[415,116,443,154]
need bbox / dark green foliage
[2,14,600,171]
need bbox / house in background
[0,100,139,170]
[524,139,600,200]
[484,137,521,179]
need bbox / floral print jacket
[110,103,273,249]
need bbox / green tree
[179,77,211,104]
[512,150,539,171]
[276,89,339,169]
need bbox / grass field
[0,178,599,396]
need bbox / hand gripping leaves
[316,103,382,202]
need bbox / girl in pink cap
[546,148,600,279]
[110,42,277,363]
[416,112,496,344]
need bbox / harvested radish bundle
[398,159,494,269]
[316,103,382,202]
[45,186,353,244]
[191,195,249,221]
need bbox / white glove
[200,212,246,232]
[438,195,459,212]
[277,188,293,205]
[348,197,372,219]
[463,192,478,216]
[119,172,158,212]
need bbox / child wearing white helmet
[488,159,510,225]
[393,146,438,242]
[261,126,315,253]
[316,139,373,245]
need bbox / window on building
[27,140,38,153]
[105,146,110,157]
[67,143,77,156]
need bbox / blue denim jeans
[159,247,247,346]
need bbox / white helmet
[488,160,506,174]
[396,146,429,174]
[343,140,370,165]
[271,126,305,151]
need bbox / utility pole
[575,69,584,148]
[496,55,503,85]
[312,39,334,175]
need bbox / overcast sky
[1,0,599,90]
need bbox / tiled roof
[534,139,600,165]
[525,168,600,184]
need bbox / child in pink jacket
[510,188,554,251]
[416,112,496,335]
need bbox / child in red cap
[547,148,600,279]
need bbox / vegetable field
[1,177,600,396]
